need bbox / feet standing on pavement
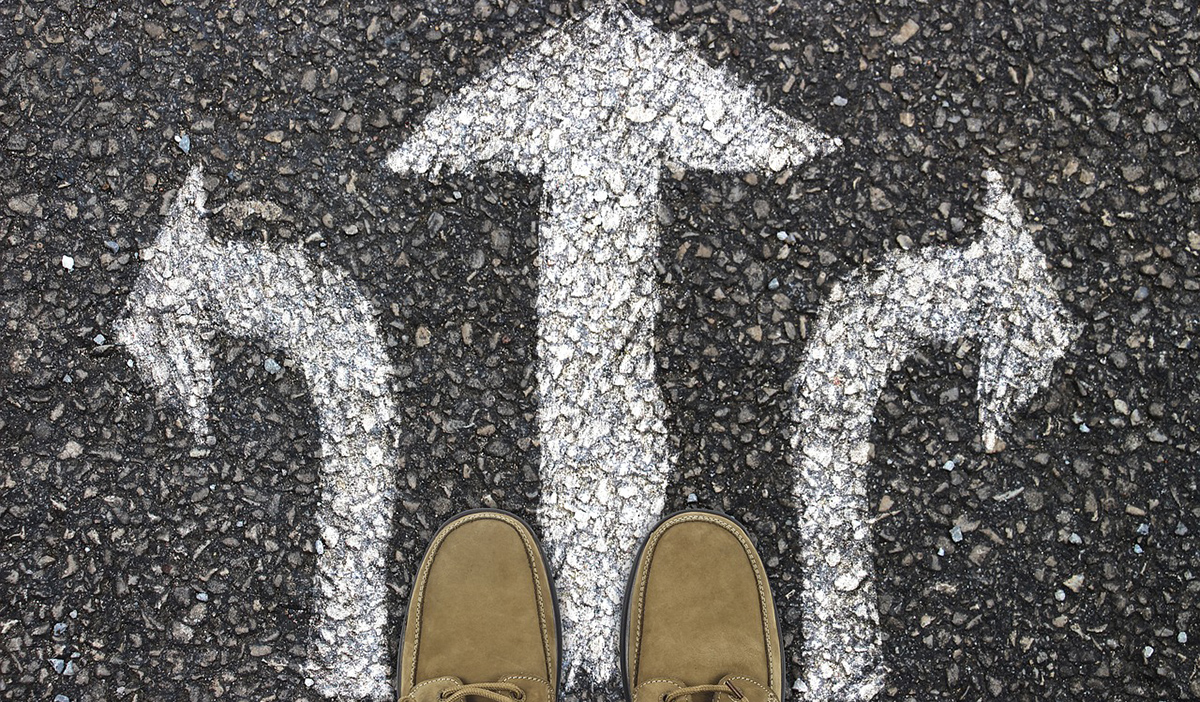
[623,511,784,702]
[397,510,560,702]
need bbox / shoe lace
[664,680,746,702]
[435,682,526,702]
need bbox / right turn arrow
[789,169,1079,701]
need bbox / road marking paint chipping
[389,3,837,688]
[116,167,397,700]
[790,170,1078,701]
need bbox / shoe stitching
[629,513,778,692]
[410,676,461,693]
[501,674,552,701]
[406,512,555,695]
[502,674,551,683]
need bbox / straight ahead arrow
[390,4,837,688]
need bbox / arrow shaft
[535,174,672,686]
[792,335,913,702]
[207,254,398,701]
[792,260,980,702]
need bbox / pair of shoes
[397,509,783,702]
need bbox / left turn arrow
[116,166,398,700]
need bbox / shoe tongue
[715,675,774,702]
[408,676,464,702]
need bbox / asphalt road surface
[1,1,1197,701]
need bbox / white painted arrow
[115,167,397,700]
[389,4,837,687]
[790,170,1078,701]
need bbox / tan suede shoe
[398,509,559,702]
[623,510,784,702]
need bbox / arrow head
[389,4,838,179]
[975,170,1080,451]
[115,166,218,438]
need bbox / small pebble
[264,358,282,374]
[950,525,963,542]
[62,255,75,271]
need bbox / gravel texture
[1,1,1197,701]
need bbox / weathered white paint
[389,4,837,687]
[790,170,1078,701]
[116,167,397,700]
